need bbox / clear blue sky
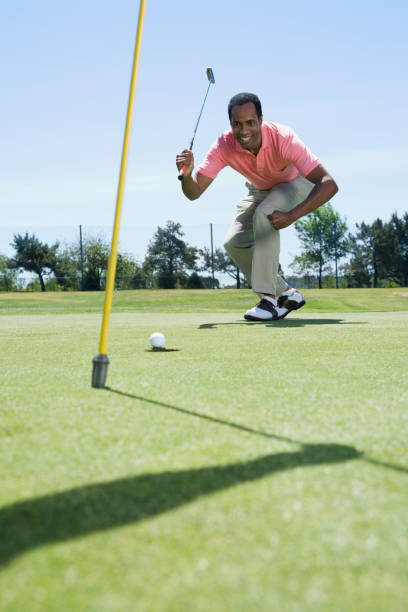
[2,0,407,271]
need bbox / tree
[116,253,147,289]
[80,236,109,290]
[10,233,59,291]
[52,243,82,290]
[0,255,20,291]
[55,236,109,291]
[352,219,400,288]
[290,204,349,288]
[354,220,381,288]
[186,272,204,289]
[53,237,144,291]
[199,247,246,288]
[344,237,371,288]
[324,208,350,288]
[290,207,329,288]
[390,212,408,286]
[143,221,198,289]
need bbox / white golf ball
[149,332,165,348]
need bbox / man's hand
[175,151,214,200]
[268,165,339,230]
[268,210,295,230]
[176,149,194,178]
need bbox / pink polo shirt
[197,121,320,190]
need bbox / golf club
[178,67,215,181]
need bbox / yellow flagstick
[92,0,147,388]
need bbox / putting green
[0,307,407,611]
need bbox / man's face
[230,102,263,154]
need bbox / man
[176,92,338,321]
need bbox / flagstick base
[92,353,110,388]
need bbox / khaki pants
[224,175,314,296]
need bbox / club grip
[178,165,186,181]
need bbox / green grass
[1,287,408,315]
[0,290,407,611]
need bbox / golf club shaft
[178,70,214,181]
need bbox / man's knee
[253,205,265,222]
[256,198,283,218]
[253,204,278,232]
[224,237,235,254]
[258,183,299,215]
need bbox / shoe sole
[243,314,275,322]
[277,299,306,320]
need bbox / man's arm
[269,164,338,230]
[176,149,214,200]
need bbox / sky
[2,0,408,276]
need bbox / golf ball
[149,332,165,348]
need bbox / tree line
[1,208,407,291]
[0,221,246,292]
[290,206,408,289]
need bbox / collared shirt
[197,121,320,190]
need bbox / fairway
[1,290,407,611]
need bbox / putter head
[206,68,215,84]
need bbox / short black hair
[228,93,263,120]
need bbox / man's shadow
[199,318,367,329]
[1,390,406,569]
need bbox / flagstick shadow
[0,443,361,569]
[1,390,406,569]
[106,389,407,479]
[106,387,295,444]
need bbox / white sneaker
[277,289,306,319]
[244,295,287,321]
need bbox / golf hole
[145,348,181,353]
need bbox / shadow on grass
[144,348,181,353]
[1,391,406,569]
[106,389,408,477]
[199,318,367,329]
[1,443,360,568]
[106,388,294,443]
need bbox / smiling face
[230,102,263,155]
